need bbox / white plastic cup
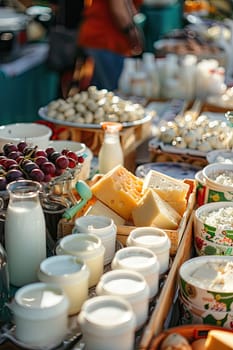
[73,215,117,265]
[38,255,90,315]
[96,269,149,330]
[78,295,136,350]
[111,246,160,299]
[126,227,171,274]
[56,233,105,287]
[10,282,69,348]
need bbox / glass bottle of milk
[5,180,47,287]
[98,122,123,174]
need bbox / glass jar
[98,122,123,174]
[5,180,47,287]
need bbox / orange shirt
[78,0,143,56]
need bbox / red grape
[45,147,55,156]
[55,155,69,169]
[40,161,56,176]
[35,156,48,167]
[17,141,28,152]
[30,168,45,182]
[67,151,79,162]
[6,169,23,182]
[34,149,47,158]
[68,157,76,168]
[3,143,18,155]
[78,156,84,163]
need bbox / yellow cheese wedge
[205,330,233,350]
[132,189,181,230]
[143,169,189,202]
[167,200,187,216]
[85,200,125,225]
[91,165,144,220]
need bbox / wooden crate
[116,179,196,256]
[58,179,196,256]
[139,211,194,349]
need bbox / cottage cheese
[189,261,233,291]
[199,207,233,229]
[211,171,233,187]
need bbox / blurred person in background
[77,0,144,91]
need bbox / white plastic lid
[12,283,69,319]
[58,233,105,259]
[96,269,149,303]
[111,246,159,275]
[78,295,136,336]
[38,255,90,285]
[127,227,171,253]
[74,215,115,238]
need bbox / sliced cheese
[205,330,233,350]
[85,200,125,225]
[91,165,144,220]
[143,169,189,202]
[132,189,181,230]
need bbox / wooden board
[139,211,194,349]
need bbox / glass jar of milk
[5,180,47,287]
[98,122,123,174]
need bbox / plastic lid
[111,246,159,275]
[127,227,171,253]
[38,255,90,285]
[58,233,105,259]
[12,283,69,319]
[78,295,136,335]
[74,215,115,238]
[96,269,149,303]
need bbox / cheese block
[167,200,187,216]
[85,199,125,225]
[143,169,189,203]
[205,330,233,350]
[91,165,144,220]
[132,189,181,230]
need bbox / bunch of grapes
[0,141,84,191]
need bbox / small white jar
[78,295,136,350]
[96,269,149,330]
[111,246,160,299]
[73,215,117,265]
[10,282,69,348]
[57,233,105,287]
[38,255,90,315]
[127,227,171,274]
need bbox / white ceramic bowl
[179,256,233,312]
[0,123,52,151]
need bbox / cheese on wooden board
[91,165,144,220]
[85,200,125,225]
[132,189,181,230]
[205,330,233,350]
[143,169,189,202]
